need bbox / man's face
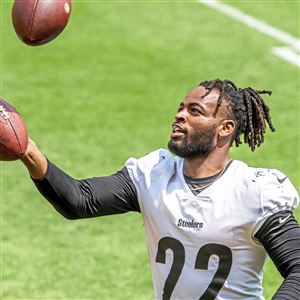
[168,86,225,158]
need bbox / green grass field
[1,0,299,299]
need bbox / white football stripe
[272,47,300,68]
[198,0,300,68]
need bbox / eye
[191,108,201,114]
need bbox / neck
[183,151,231,179]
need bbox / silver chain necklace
[188,160,232,192]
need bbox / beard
[168,125,216,158]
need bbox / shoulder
[125,149,176,183]
[234,161,298,197]
[246,165,299,219]
[248,167,298,200]
[231,161,299,236]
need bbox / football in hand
[12,0,72,46]
[0,99,28,161]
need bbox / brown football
[12,0,72,46]
[0,99,28,161]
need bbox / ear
[217,120,236,139]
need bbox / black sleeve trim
[33,160,140,219]
[254,210,300,299]
[271,268,300,300]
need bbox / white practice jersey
[126,149,299,300]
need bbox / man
[21,79,300,299]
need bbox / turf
[1,0,299,299]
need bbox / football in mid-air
[12,0,72,46]
[0,99,28,161]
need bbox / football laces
[0,105,11,120]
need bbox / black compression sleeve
[33,160,140,219]
[254,210,300,299]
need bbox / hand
[21,138,48,180]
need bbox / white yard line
[198,0,300,68]
[272,46,300,68]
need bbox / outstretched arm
[21,139,139,219]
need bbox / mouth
[171,123,186,139]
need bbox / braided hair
[199,79,275,151]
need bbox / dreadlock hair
[199,79,275,151]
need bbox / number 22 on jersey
[156,237,233,300]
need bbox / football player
[21,79,300,299]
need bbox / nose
[175,110,188,122]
